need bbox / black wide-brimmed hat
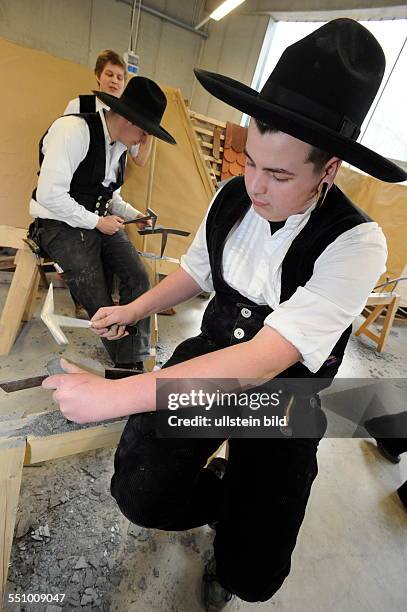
[94,76,176,144]
[194,18,406,183]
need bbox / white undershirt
[181,185,387,373]
[29,109,142,229]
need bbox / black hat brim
[94,91,176,145]
[194,69,406,183]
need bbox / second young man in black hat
[29,77,175,372]
[44,19,406,611]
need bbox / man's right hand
[91,304,140,340]
[96,215,124,235]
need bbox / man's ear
[322,157,342,188]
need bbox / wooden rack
[188,110,226,187]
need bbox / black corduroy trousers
[111,334,321,603]
[38,219,151,364]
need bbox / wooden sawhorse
[355,291,401,352]
[0,226,41,357]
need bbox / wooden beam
[0,226,29,251]
[142,138,157,254]
[366,292,398,306]
[0,437,26,605]
[22,269,40,322]
[194,126,225,140]
[155,257,179,277]
[189,111,226,128]
[24,421,126,465]
[0,249,39,356]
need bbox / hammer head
[41,283,91,345]
[41,283,68,345]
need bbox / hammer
[41,283,137,345]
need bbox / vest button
[97,196,102,201]
[96,202,100,208]
[104,211,108,216]
[234,328,244,340]
[241,308,251,318]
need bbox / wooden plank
[377,295,400,351]
[178,94,215,199]
[203,154,222,164]
[155,258,179,277]
[366,292,398,305]
[194,126,225,140]
[201,141,224,153]
[0,249,39,356]
[0,437,26,604]
[355,305,385,341]
[0,258,16,271]
[24,420,126,465]
[142,138,157,254]
[189,111,226,128]
[22,268,40,322]
[0,226,29,251]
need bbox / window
[247,18,407,170]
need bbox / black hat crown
[193,18,406,182]
[120,77,168,126]
[263,18,385,138]
[94,75,176,144]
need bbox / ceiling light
[195,0,246,30]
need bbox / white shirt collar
[98,109,127,154]
[252,197,319,233]
[283,199,318,228]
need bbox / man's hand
[134,213,154,230]
[96,215,124,235]
[42,358,121,423]
[91,303,140,340]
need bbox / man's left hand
[134,214,153,230]
[42,358,121,424]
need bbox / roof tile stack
[221,122,248,181]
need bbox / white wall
[0,0,268,122]
[1,0,403,121]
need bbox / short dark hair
[254,118,333,173]
[94,50,126,79]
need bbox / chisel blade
[0,375,48,393]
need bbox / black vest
[34,112,127,216]
[201,176,370,382]
[79,94,96,113]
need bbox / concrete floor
[1,283,407,611]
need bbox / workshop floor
[1,284,406,612]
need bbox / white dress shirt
[29,109,142,229]
[181,186,387,373]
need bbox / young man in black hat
[44,19,406,610]
[30,77,176,372]
[63,49,153,168]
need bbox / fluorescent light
[210,0,246,22]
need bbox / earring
[316,182,329,209]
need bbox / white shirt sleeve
[129,144,140,158]
[63,98,80,115]
[109,188,143,221]
[264,223,388,373]
[35,116,99,229]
